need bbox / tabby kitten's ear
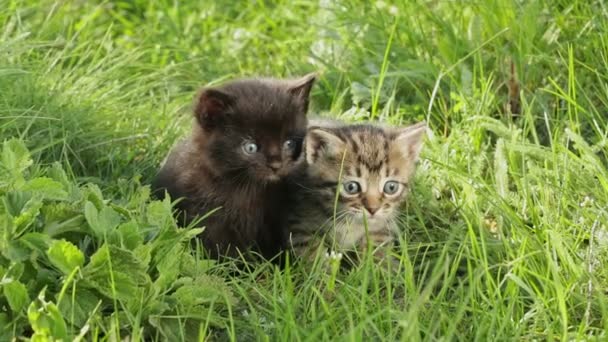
[394,121,427,161]
[287,73,317,112]
[194,88,235,129]
[305,127,345,164]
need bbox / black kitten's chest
[188,181,288,257]
[257,183,290,258]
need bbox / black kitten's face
[225,117,306,182]
[196,75,315,183]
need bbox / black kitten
[152,74,316,260]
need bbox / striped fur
[286,121,426,262]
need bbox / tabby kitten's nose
[365,205,379,215]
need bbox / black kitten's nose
[268,161,281,171]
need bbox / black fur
[152,74,316,261]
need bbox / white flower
[324,250,343,261]
[388,5,399,16]
[232,28,249,41]
[594,226,608,246]
[579,196,594,207]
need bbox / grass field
[1,0,608,340]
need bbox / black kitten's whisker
[151,74,317,261]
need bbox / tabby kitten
[152,74,316,260]
[285,121,426,262]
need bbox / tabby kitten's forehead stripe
[287,121,426,263]
[307,124,392,166]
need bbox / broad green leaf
[109,203,130,218]
[57,288,100,326]
[133,244,152,267]
[118,221,143,249]
[154,244,184,290]
[149,296,226,341]
[19,232,51,253]
[150,229,184,266]
[129,184,151,208]
[94,245,148,283]
[146,197,176,229]
[3,191,31,217]
[22,177,68,201]
[41,202,79,223]
[171,276,194,289]
[85,270,139,303]
[98,206,121,232]
[47,239,84,275]
[42,203,86,237]
[151,227,204,269]
[47,162,70,188]
[182,227,206,240]
[142,297,170,317]
[3,279,30,312]
[27,289,68,341]
[84,201,121,237]
[31,333,49,342]
[47,163,81,202]
[0,312,13,341]
[19,260,41,285]
[171,275,236,308]
[180,252,215,278]
[149,313,212,341]
[108,221,143,250]
[82,244,149,302]
[1,139,32,176]
[3,262,24,280]
[31,268,56,292]
[4,239,31,261]
[82,184,104,209]
[148,315,182,341]
[13,197,43,233]
[83,201,99,235]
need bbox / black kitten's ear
[305,126,345,164]
[287,72,317,112]
[194,88,235,129]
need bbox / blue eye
[343,181,361,195]
[243,142,258,154]
[283,139,295,149]
[383,181,400,195]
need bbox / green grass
[1,0,608,340]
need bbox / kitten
[152,74,316,260]
[285,121,426,263]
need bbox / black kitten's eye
[243,142,258,154]
[383,181,400,195]
[343,181,361,195]
[283,139,295,150]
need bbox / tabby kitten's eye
[383,181,400,195]
[343,181,361,195]
[283,139,295,150]
[243,142,258,154]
